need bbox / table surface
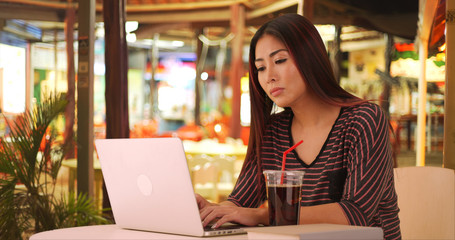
[30,224,383,240]
[30,224,247,240]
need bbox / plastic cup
[263,170,304,226]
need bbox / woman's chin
[273,102,288,109]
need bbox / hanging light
[125,21,138,33]
[126,33,136,43]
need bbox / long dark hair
[244,13,365,187]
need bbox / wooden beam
[1,1,297,27]
[103,0,130,214]
[125,0,298,24]
[229,3,245,139]
[0,0,254,13]
[126,9,232,23]
[194,28,203,126]
[0,4,62,22]
[0,0,74,9]
[135,23,190,39]
[303,0,314,20]
[76,0,95,201]
[64,1,76,159]
[125,0,252,12]
[416,0,439,166]
[318,0,366,13]
[444,1,455,170]
[247,0,298,19]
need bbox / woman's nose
[266,69,276,83]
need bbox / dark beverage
[267,184,301,226]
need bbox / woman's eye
[275,58,287,64]
[256,66,265,72]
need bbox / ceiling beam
[247,0,298,19]
[0,1,297,27]
[126,8,232,23]
[0,0,73,9]
[0,4,64,22]
[134,22,191,39]
[125,0,253,12]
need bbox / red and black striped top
[227,102,401,240]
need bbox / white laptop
[94,137,247,237]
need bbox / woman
[197,13,401,240]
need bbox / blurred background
[0,0,449,203]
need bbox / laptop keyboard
[204,223,244,232]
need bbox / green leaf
[1,92,110,238]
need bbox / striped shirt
[228,102,401,240]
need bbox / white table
[30,224,247,239]
[30,224,383,240]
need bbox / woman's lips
[270,87,284,97]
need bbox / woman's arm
[337,104,397,226]
[199,196,349,228]
[300,203,349,225]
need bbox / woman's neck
[291,98,340,129]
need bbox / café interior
[0,0,454,239]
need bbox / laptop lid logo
[137,174,153,196]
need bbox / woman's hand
[195,194,269,228]
[195,193,218,209]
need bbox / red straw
[280,140,303,184]
[281,140,303,171]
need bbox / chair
[192,161,220,202]
[212,155,236,201]
[394,166,454,239]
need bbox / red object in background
[151,123,205,141]
[240,126,250,145]
[395,43,415,52]
[436,81,445,88]
[204,121,229,143]
[39,128,51,152]
[0,138,5,180]
[130,120,158,138]
[202,116,231,143]
[176,123,205,141]
[154,131,177,138]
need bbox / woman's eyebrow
[269,49,288,57]
[255,48,288,62]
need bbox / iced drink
[264,170,304,226]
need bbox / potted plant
[0,93,109,239]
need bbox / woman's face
[254,34,307,108]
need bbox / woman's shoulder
[342,101,384,119]
[339,102,388,130]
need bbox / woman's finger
[212,214,235,228]
[201,205,233,227]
